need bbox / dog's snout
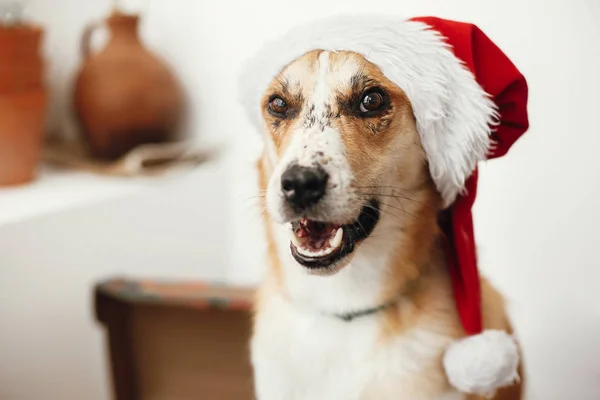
[281,164,328,211]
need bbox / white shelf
[0,166,152,228]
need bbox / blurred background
[0,0,598,399]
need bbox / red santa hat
[238,15,529,396]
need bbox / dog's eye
[359,91,385,114]
[268,97,288,116]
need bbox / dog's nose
[281,164,328,211]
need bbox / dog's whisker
[354,185,413,194]
[355,185,411,189]
[385,190,434,218]
[368,200,423,223]
[384,202,423,223]
[355,193,437,212]
[356,193,418,201]
[362,203,406,225]
[354,216,369,236]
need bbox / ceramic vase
[0,21,47,186]
[73,11,183,160]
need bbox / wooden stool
[95,278,255,400]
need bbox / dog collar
[332,298,398,322]
[330,274,423,322]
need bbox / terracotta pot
[73,12,183,160]
[0,59,45,92]
[0,26,45,93]
[0,89,46,185]
[0,24,47,186]
[0,25,42,59]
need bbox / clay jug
[74,11,183,160]
[0,3,47,186]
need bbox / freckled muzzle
[268,119,380,271]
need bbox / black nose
[281,164,328,211]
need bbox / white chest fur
[251,292,464,400]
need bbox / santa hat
[238,15,529,397]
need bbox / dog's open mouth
[289,199,380,270]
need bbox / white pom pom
[443,330,520,397]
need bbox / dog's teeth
[290,231,306,248]
[297,246,336,258]
[297,247,311,256]
[329,228,343,248]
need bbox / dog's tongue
[302,218,332,233]
[295,218,339,249]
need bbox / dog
[250,49,523,400]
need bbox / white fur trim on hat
[443,330,520,397]
[237,15,498,207]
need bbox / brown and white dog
[241,16,526,400]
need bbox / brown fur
[256,50,523,399]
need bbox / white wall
[1,0,599,399]
[0,167,229,400]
